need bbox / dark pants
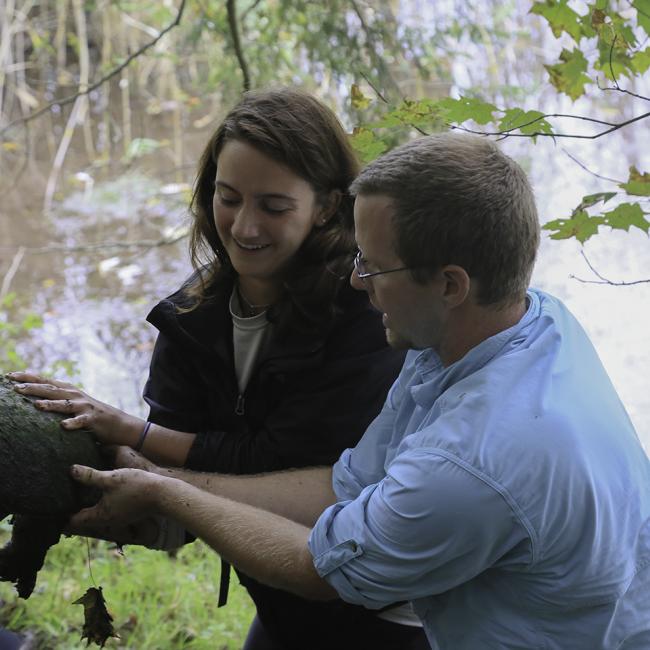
[0,627,23,650]
[242,614,430,650]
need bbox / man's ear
[315,190,342,227]
[440,265,471,308]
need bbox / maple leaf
[574,192,617,211]
[602,203,650,233]
[620,167,650,196]
[631,47,650,74]
[73,587,119,648]
[544,48,591,100]
[350,84,371,110]
[350,127,388,163]
[498,108,553,136]
[543,210,605,243]
[530,0,584,41]
[437,96,497,125]
[633,0,650,35]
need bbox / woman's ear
[315,190,342,227]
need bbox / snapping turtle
[0,376,103,597]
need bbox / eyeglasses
[354,249,413,280]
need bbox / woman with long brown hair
[10,88,428,649]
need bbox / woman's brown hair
[184,88,360,335]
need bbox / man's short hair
[349,133,540,307]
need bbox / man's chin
[385,327,411,350]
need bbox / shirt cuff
[332,449,367,501]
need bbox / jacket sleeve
[145,306,405,475]
[143,332,209,434]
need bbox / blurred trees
[0,0,649,246]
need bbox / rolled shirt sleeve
[309,447,532,609]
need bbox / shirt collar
[410,290,541,405]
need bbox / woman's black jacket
[142,276,406,649]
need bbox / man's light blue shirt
[308,289,650,649]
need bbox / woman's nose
[231,205,260,239]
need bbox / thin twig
[0,0,187,137]
[85,538,97,588]
[241,0,263,22]
[349,0,401,96]
[0,246,25,298]
[601,85,650,102]
[226,0,250,92]
[0,231,188,255]
[360,71,389,104]
[43,91,84,214]
[571,250,650,286]
[450,108,650,139]
[562,148,624,184]
[609,34,618,90]
[359,71,430,136]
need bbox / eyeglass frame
[353,249,414,279]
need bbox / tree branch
[0,231,188,256]
[0,246,25,299]
[349,0,401,97]
[0,0,187,138]
[241,0,263,23]
[450,108,650,140]
[226,0,251,92]
[359,71,430,136]
[562,148,624,184]
[571,250,650,286]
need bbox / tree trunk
[0,376,103,597]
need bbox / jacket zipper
[235,393,245,416]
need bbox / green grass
[0,520,255,649]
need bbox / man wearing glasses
[68,133,650,649]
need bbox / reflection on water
[1,171,192,416]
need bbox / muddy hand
[7,372,143,447]
[68,465,160,529]
[64,515,161,547]
[110,445,159,473]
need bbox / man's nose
[350,266,367,292]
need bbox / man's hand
[110,445,159,473]
[69,465,163,530]
[65,516,162,548]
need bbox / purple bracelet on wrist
[134,421,152,452]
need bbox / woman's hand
[7,371,144,447]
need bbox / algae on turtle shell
[0,376,104,597]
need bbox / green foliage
[122,138,166,164]
[530,0,584,41]
[601,203,650,233]
[0,529,254,649]
[0,294,43,373]
[544,210,606,243]
[498,109,553,136]
[544,48,591,100]
[633,0,650,34]
[437,97,498,125]
[532,0,650,94]
[352,1,650,246]
[620,167,650,197]
[0,294,77,378]
[544,192,650,242]
[350,127,388,164]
